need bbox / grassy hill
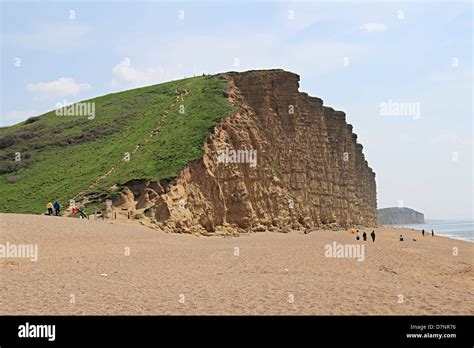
[0,74,235,214]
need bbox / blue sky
[1,0,472,219]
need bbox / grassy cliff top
[0,74,235,214]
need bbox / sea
[391,219,474,243]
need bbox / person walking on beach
[362,231,367,241]
[356,230,360,241]
[370,230,375,242]
[399,235,404,241]
[422,229,425,237]
[53,200,61,216]
[78,206,88,219]
[47,202,53,216]
[431,229,434,237]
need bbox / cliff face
[377,207,424,225]
[114,70,377,233]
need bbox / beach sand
[1,213,472,315]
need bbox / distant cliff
[377,207,424,225]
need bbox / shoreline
[383,225,474,243]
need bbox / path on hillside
[72,87,189,204]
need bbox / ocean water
[391,220,474,243]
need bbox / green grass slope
[0,75,235,214]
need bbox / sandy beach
[0,213,472,315]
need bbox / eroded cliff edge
[113,70,377,233]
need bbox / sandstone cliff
[377,207,424,225]
[113,70,377,233]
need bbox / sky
[1,0,472,220]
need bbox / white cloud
[112,58,147,85]
[111,33,365,91]
[110,34,279,88]
[360,23,387,32]
[26,77,91,100]
[2,110,39,126]
[111,58,184,88]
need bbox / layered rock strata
[113,70,377,233]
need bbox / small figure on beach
[71,206,78,217]
[46,202,53,216]
[78,206,88,219]
[53,200,61,216]
[399,235,404,241]
[362,231,367,241]
[356,230,360,241]
[370,230,375,242]
[431,229,434,237]
[422,229,425,237]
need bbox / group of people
[355,229,376,242]
[46,200,88,219]
[351,228,436,242]
[400,229,435,241]
[421,229,435,237]
[46,200,61,216]
[71,205,89,219]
